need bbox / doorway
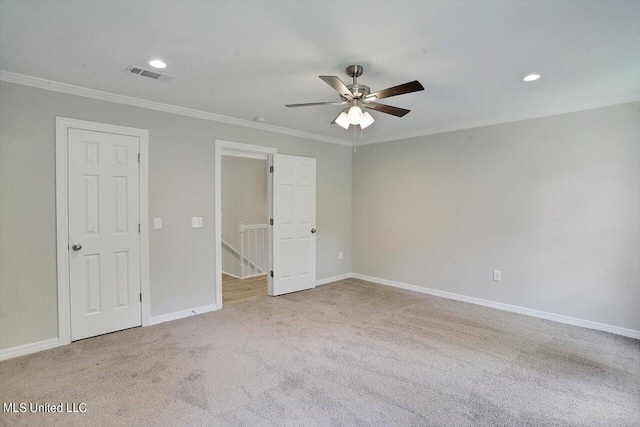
[215,141,276,308]
[55,117,150,345]
[214,140,319,308]
[221,152,269,303]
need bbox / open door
[272,154,316,296]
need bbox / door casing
[215,140,277,307]
[55,117,150,346]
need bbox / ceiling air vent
[125,65,174,83]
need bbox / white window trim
[55,117,150,346]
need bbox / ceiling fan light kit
[359,111,375,129]
[348,103,364,124]
[286,64,424,130]
[335,111,350,129]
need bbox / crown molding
[0,70,352,147]
[358,93,640,146]
[3,70,638,148]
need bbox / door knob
[72,244,82,251]
[311,228,316,234]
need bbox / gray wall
[1,78,637,351]
[221,156,268,277]
[353,101,640,331]
[0,81,352,350]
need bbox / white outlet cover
[493,270,502,281]
[192,217,203,228]
[153,218,162,230]
[338,251,344,260]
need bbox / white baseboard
[1,304,221,361]
[222,271,241,279]
[223,272,269,280]
[149,303,220,326]
[0,338,60,362]
[3,273,635,362]
[351,273,640,340]
[316,272,353,286]
[242,273,267,280]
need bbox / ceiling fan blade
[286,101,347,108]
[365,80,424,101]
[319,76,354,100]
[364,102,411,117]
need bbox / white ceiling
[1,1,638,145]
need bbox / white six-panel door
[272,154,316,296]
[68,128,142,341]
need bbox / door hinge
[138,223,141,233]
[270,270,274,278]
[139,293,142,302]
[270,218,273,225]
[138,153,141,163]
[269,165,274,173]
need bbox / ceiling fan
[286,65,424,130]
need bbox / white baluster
[239,221,245,278]
[247,227,252,275]
[253,228,257,274]
[261,228,266,273]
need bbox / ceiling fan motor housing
[345,84,370,99]
[344,65,369,98]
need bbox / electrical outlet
[493,270,502,282]
[338,251,344,260]
[153,218,162,230]
[192,217,203,228]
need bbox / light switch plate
[493,270,502,281]
[338,251,344,260]
[192,217,203,228]
[153,218,162,230]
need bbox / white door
[272,154,316,296]
[68,128,142,341]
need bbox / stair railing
[238,221,268,278]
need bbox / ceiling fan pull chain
[353,125,357,152]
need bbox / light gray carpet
[1,278,639,426]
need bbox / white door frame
[55,117,150,346]
[215,140,276,307]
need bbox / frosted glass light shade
[348,106,363,125]
[359,111,374,129]
[335,111,350,129]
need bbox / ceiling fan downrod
[345,65,370,98]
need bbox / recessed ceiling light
[149,59,167,69]
[523,74,541,82]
